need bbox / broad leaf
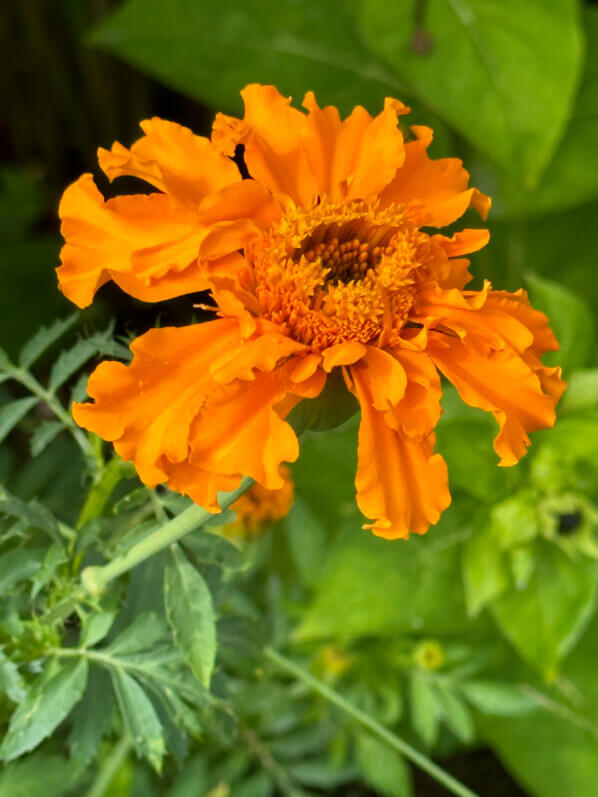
[91,0,405,116]
[0,650,26,704]
[409,674,440,746]
[491,540,598,677]
[285,497,327,588]
[361,0,583,184]
[165,545,216,688]
[0,753,81,797]
[356,732,412,797]
[0,658,88,761]
[461,681,537,716]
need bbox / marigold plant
[58,84,565,539]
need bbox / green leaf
[68,667,115,767]
[491,540,598,677]
[435,687,475,744]
[80,612,116,648]
[91,0,405,117]
[409,674,440,746]
[361,0,583,184]
[297,508,470,642]
[355,732,413,797]
[105,612,170,657]
[0,650,26,703]
[0,397,37,445]
[182,529,242,570]
[48,338,99,393]
[461,681,537,717]
[285,497,326,588]
[18,313,79,368]
[165,546,216,688]
[29,420,64,456]
[0,658,88,761]
[112,668,166,771]
[525,273,595,374]
[0,548,44,594]
[462,519,510,617]
[491,493,538,551]
[0,753,81,797]
[0,494,60,542]
[560,369,598,413]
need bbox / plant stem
[77,456,131,529]
[264,648,480,797]
[81,477,254,595]
[84,734,131,797]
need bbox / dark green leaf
[0,658,88,761]
[112,668,166,771]
[0,494,60,541]
[362,0,582,184]
[0,548,44,594]
[165,545,216,688]
[0,397,37,445]
[67,667,115,766]
[91,0,405,116]
[29,420,64,457]
[0,753,82,797]
[105,612,170,657]
[48,338,99,393]
[182,529,242,570]
[19,314,79,368]
[285,498,326,588]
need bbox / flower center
[250,199,428,350]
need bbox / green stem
[264,648,480,797]
[84,734,131,797]
[77,456,131,529]
[81,477,254,595]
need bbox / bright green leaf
[356,731,413,797]
[165,546,216,688]
[491,540,598,677]
[361,0,583,184]
[435,687,475,744]
[0,651,26,704]
[0,658,88,761]
[81,612,116,648]
[491,493,538,551]
[461,519,510,617]
[560,369,598,413]
[461,681,537,716]
[409,674,440,746]
[112,668,166,771]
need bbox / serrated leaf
[0,548,44,594]
[18,314,79,368]
[68,667,115,767]
[183,530,242,570]
[112,668,166,771]
[0,396,37,445]
[30,543,66,599]
[461,681,537,717]
[409,675,440,746]
[0,494,60,542]
[81,612,116,648]
[105,612,170,657]
[356,732,412,797]
[0,753,81,797]
[113,487,152,515]
[0,650,26,703]
[48,338,100,393]
[525,273,594,374]
[29,420,64,456]
[362,0,583,185]
[0,658,88,761]
[165,546,216,688]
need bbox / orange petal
[98,117,240,209]
[301,92,342,199]
[351,365,450,538]
[57,175,209,307]
[73,320,241,486]
[433,229,490,258]
[238,84,318,206]
[389,347,443,437]
[427,331,558,466]
[353,347,407,411]
[209,326,306,383]
[188,360,301,489]
[321,341,367,372]
[380,125,491,227]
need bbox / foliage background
[1,1,598,795]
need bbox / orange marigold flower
[226,465,294,537]
[59,84,566,539]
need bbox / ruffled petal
[350,364,450,539]
[57,174,209,307]
[380,125,491,227]
[389,347,443,437]
[427,331,558,466]
[98,118,240,208]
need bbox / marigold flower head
[227,465,294,537]
[59,84,565,540]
